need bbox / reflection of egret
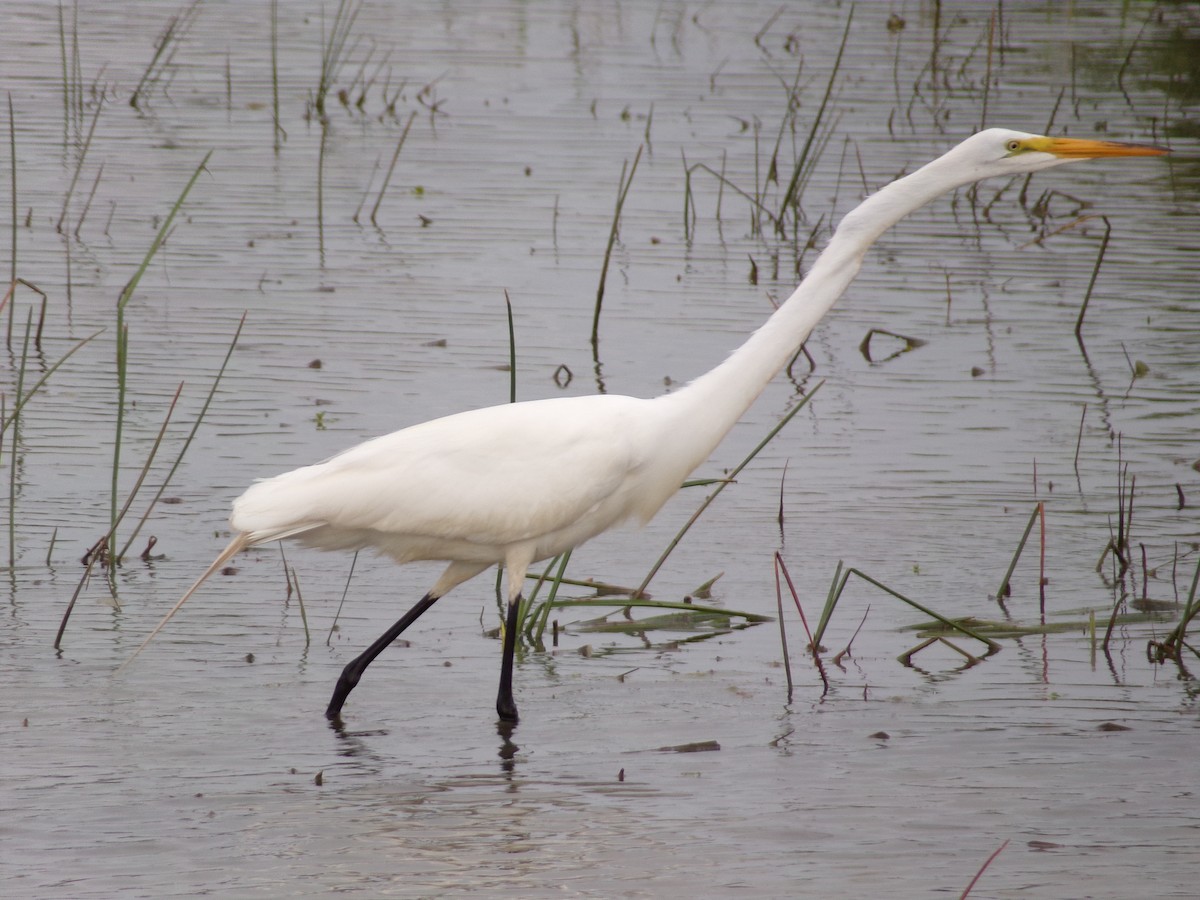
[125,129,1166,723]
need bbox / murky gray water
[3,2,1198,896]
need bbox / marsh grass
[681,12,848,253]
[1074,216,1112,338]
[310,6,400,242]
[315,0,363,118]
[523,551,572,642]
[905,607,1176,642]
[269,0,285,152]
[279,547,311,647]
[1096,436,1134,579]
[960,839,1009,900]
[813,562,1003,661]
[775,9,852,239]
[995,503,1040,601]
[326,550,361,645]
[317,123,328,257]
[56,1,89,146]
[592,144,643,347]
[528,597,768,649]
[56,384,184,645]
[683,155,781,243]
[0,326,101,441]
[129,0,203,109]
[114,314,244,562]
[111,149,212,536]
[74,161,104,239]
[503,289,516,403]
[7,94,15,344]
[1072,402,1087,475]
[369,110,417,226]
[7,308,32,569]
[978,9,997,129]
[1148,556,1200,666]
[56,97,102,234]
[775,552,795,696]
[2,320,100,567]
[773,551,828,697]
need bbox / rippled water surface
[3,2,1199,897]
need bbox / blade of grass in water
[812,563,1002,655]
[8,307,32,567]
[117,313,245,561]
[0,328,101,435]
[504,289,517,404]
[111,149,213,540]
[996,503,1040,601]
[777,8,852,231]
[7,93,16,347]
[591,144,642,347]
[316,0,362,117]
[57,384,184,646]
[530,550,572,644]
[369,110,416,225]
[55,95,102,233]
[0,318,47,521]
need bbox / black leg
[495,595,521,723]
[325,592,440,720]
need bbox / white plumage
[233,396,675,586]
[124,129,1166,723]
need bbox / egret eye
[1006,139,1022,152]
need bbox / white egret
[125,129,1166,723]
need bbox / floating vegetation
[814,563,1003,663]
[537,598,768,646]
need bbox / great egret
[125,129,1166,723]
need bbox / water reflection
[496,719,519,767]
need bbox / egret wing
[232,395,654,550]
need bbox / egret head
[951,128,1168,179]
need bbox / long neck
[653,154,966,474]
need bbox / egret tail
[118,534,249,672]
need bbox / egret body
[127,129,1166,723]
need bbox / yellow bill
[1027,135,1169,158]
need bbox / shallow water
[3,2,1199,897]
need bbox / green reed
[111,150,212,538]
[591,144,643,348]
